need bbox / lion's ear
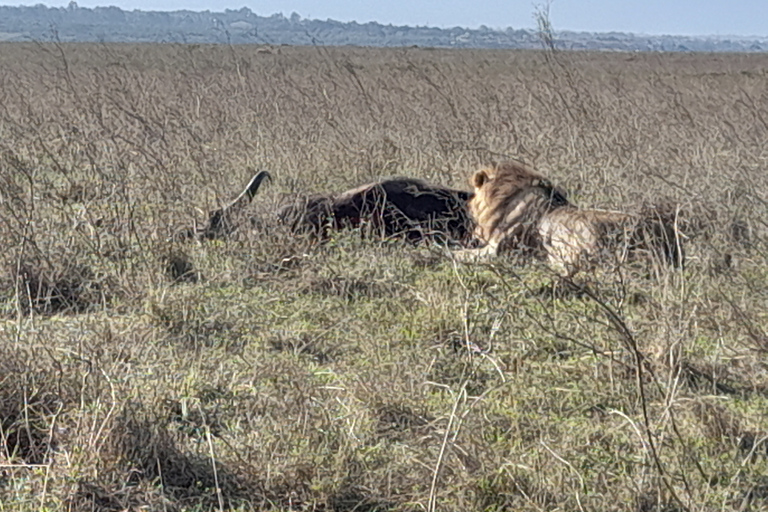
[472,170,489,189]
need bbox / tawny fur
[456,160,569,261]
[457,160,683,276]
[541,205,684,276]
[538,206,635,276]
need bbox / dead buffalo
[277,178,474,245]
[174,172,474,246]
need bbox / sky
[1,1,766,37]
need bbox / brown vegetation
[0,42,767,511]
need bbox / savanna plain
[0,42,767,512]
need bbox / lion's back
[538,208,625,274]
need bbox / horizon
[1,1,767,38]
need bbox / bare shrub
[0,360,74,465]
[8,259,104,315]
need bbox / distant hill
[1,2,766,52]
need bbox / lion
[456,160,684,277]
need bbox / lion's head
[468,161,569,251]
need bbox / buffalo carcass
[278,178,474,245]
[173,172,474,246]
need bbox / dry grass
[0,42,767,511]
